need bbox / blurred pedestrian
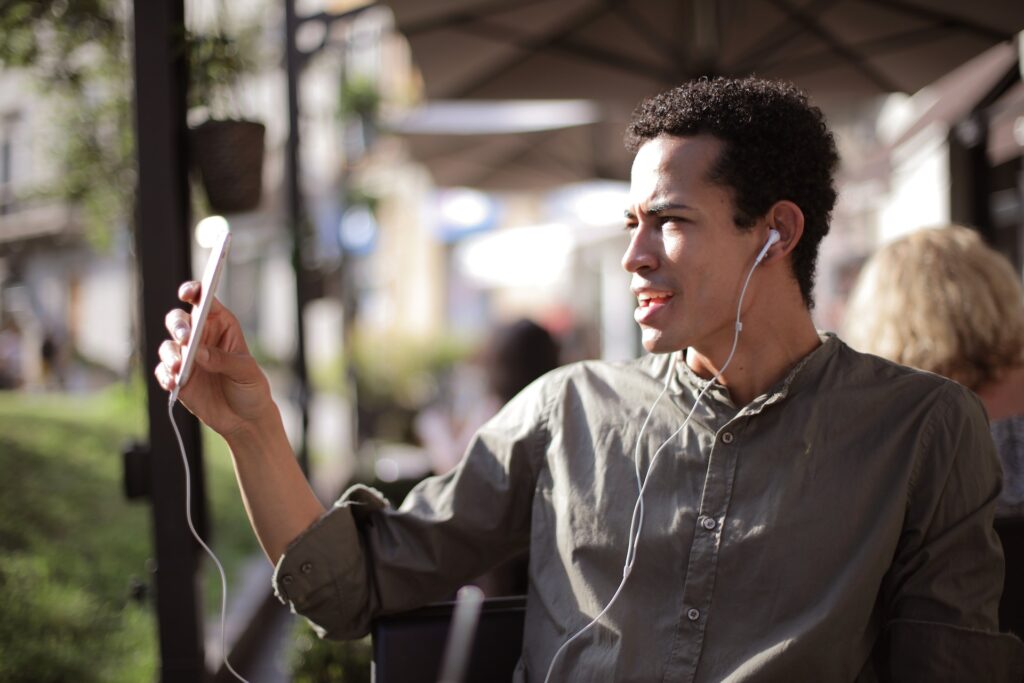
[844,224,1024,517]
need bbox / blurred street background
[1,1,1023,681]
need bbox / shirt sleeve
[872,382,1024,681]
[271,377,553,639]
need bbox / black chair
[372,595,526,683]
[995,517,1024,636]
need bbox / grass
[0,382,261,682]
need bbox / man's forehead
[627,135,723,207]
[630,134,722,172]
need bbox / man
[156,77,1023,681]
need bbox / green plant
[290,620,372,683]
[0,382,261,681]
[349,331,472,407]
[338,76,381,122]
[0,385,154,682]
[186,24,262,120]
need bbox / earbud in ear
[755,229,781,265]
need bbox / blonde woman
[844,225,1024,517]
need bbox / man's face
[623,134,765,355]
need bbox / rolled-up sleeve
[272,485,388,638]
[875,383,1024,680]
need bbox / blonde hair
[844,225,1024,390]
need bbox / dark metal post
[949,61,1021,245]
[131,0,209,680]
[949,113,993,242]
[285,0,311,474]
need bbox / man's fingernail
[173,324,188,341]
[197,347,209,363]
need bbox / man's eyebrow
[647,200,692,215]
[624,201,693,219]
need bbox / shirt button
[721,432,734,444]
[701,516,717,530]
[281,574,294,586]
[300,561,314,574]
[687,608,700,621]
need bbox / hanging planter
[190,118,265,213]
[185,23,265,213]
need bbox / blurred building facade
[818,37,1024,331]
[1,2,1021,398]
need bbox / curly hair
[624,77,839,308]
[843,225,1024,391]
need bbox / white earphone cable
[168,395,250,683]
[543,238,769,683]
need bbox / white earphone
[754,228,781,265]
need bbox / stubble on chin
[641,327,672,355]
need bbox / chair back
[372,595,526,683]
[995,517,1024,635]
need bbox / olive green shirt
[274,334,1024,681]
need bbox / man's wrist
[224,404,289,457]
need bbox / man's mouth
[634,290,674,326]
[637,291,674,308]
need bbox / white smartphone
[171,217,231,402]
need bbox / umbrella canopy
[386,0,1024,106]
[385,99,634,189]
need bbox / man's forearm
[224,405,326,564]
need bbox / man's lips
[637,292,674,308]
[633,289,674,324]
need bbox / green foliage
[0,385,154,682]
[0,0,132,248]
[0,382,260,681]
[290,620,372,683]
[49,42,135,250]
[338,76,381,122]
[349,331,472,407]
[347,332,472,443]
[0,555,154,683]
[0,1,121,74]
[186,25,262,119]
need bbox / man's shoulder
[525,355,669,406]
[827,338,968,404]
[820,339,991,449]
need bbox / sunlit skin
[155,281,325,564]
[623,135,821,406]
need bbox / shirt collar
[673,332,840,414]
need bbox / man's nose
[622,227,658,273]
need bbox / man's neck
[684,309,821,407]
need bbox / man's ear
[763,200,804,261]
